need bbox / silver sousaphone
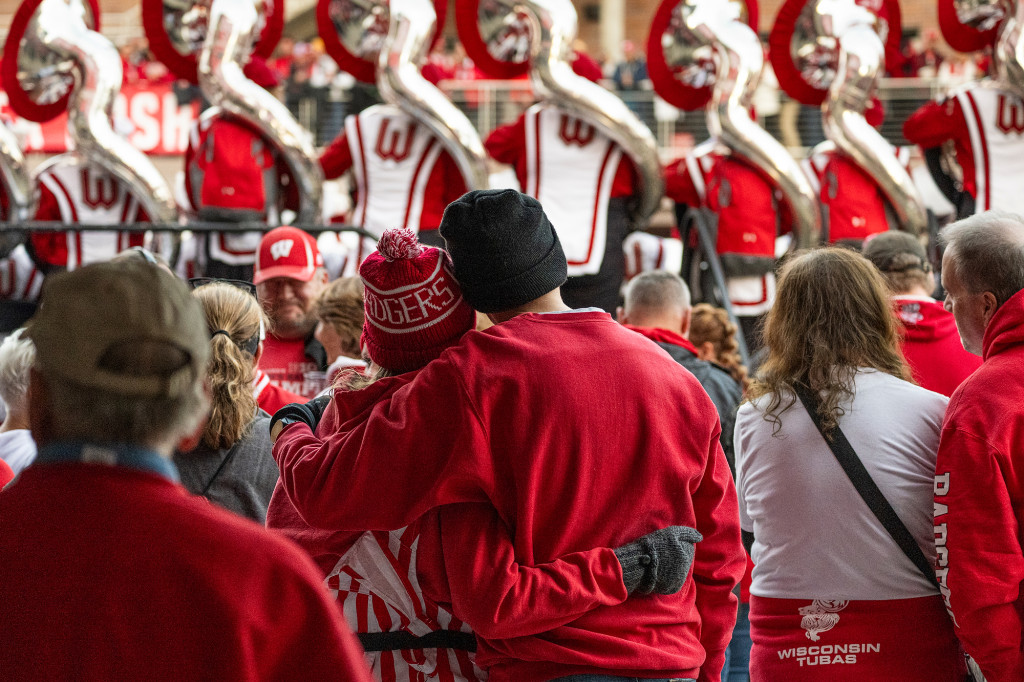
[770,0,926,235]
[456,0,664,229]
[317,0,487,190]
[199,0,324,225]
[651,0,822,246]
[2,0,176,223]
[0,122,34,225]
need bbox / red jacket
[0,458,12,487]
[275,311,744,682]
[0,462,372,681]
[268,379,629,679]
[934,288,1024,681]
[895,297,981,397]
[665,152,787,257]
[816,152,892,242]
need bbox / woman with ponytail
[173,282,278,523]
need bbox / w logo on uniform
[997,95,1024,134]
[375,119,418,162]
[270,239,294,260]
[559,116,596,146]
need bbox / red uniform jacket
[275,311,745,682]
[665,152,787,257]
[933,288,1024,681]
[484,113,637,198]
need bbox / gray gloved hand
[614,526,703,595]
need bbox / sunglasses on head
[187,277,258,298]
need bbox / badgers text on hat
[358,229,476,373]
[363,258,462,334]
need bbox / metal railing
[290,77,954,158]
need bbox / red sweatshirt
[275,310,745,681]
[268,381,629,645]
[894,296,982,397]
[933,288,1024,681]
[0,462,372,681]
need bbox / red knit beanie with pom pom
[358,229,476,373]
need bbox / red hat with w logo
[254,226,324,284]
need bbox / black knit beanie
[439,189,568,314]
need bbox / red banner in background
[0,82,197,155]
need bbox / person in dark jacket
[618,270,743,470]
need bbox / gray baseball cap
[27,259,209,398]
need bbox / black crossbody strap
[792,382,938,587]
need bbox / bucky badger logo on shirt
[799,599,849,641]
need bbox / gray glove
[614,526,704,595]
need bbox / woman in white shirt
[735,248,962,681]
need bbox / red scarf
[622,324,701,356]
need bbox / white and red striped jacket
[327,526,485,682]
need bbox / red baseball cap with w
[253,226,323,285]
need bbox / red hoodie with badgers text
[894,296,982,397]
[933,287,1024,682]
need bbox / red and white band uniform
[904,81,1024,216]
[665,145,787,316]
[31,163,148,270]
[0,245,43,303]
[735,370,962,681]
[182,109,299,272]
[318,104,469,270]
[485,105,638,312]
[803,144,912,243]
[622,230,684,283]
[267,387,629,682]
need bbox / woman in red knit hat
[269,229,696,681]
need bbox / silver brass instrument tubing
[691,0,822,246]
[199,0,324,225]
[0,121,34,223]
[523,0,664,228]
[819,0,927,234]
[379,0,489,190]
[994,0,1024,97]
[27,0,176,222]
